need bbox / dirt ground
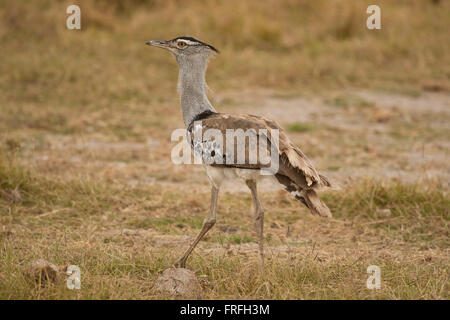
[22,89,450,190]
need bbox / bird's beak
[146,40,170,50]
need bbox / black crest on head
[173,36,220,53]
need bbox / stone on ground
[154,267,202,299]
[29,259,62,284]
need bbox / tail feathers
[297,189,332,218]
[319,174,341,190]
[275,173,332,217]
[319,174,332,187]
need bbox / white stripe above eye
[179,39,200,46]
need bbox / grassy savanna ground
[0,0,449,299]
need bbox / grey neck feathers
[174,52,216,127]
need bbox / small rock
[154,268,202,299]
[370,108,398,123]
[121,228,139,236]
[29,259,62,284]
[3,188,22,203]
[376,208,392,218]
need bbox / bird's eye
[177,41,187,48]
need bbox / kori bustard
[146,36,333,268]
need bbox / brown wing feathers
[188,112,332,217]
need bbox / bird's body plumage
[187,111,332,217]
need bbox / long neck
[175,53,216,127]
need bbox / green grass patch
[227,234,253,244]
[287,122,319,133]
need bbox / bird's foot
[173,258,187,269]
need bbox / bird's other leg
[173,185,219,268]
[245,179,264,272]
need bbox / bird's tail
[275,173,332,218]
[298,189,332,218]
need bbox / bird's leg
[246,180,264,272]
[173,185,219,268]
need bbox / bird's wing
[187,113,327,189]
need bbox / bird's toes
[173,259,186,268]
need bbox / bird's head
[146,36,219,58]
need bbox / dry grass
[0,0,449,299]
[0,158,448,299]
